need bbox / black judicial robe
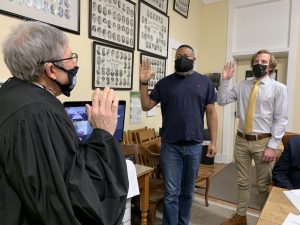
[0,78,129,225]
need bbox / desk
[257,187,298,225]
[135,164,153,225]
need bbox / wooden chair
[275,132,300,161]
[195,168,213,206]
[282,132,300,147]
[121,144,164,225]
[124,127,148,144]
[122,131,129,144]
[136,129,157,145]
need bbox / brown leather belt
[237,130,271,141]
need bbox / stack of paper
[283,189,300,212]
[282,213,300,225]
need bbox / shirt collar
[249,75,271,85]
[258,75,271,84]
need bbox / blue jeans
[160,143,202,225]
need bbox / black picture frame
[173,0,190,18]
[140,53,166,90]
[0,0,80,34]
[89,0,136,50]
[138,1,169,58]
[92,41,134,90]
[143,0,169,14]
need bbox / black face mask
[175,57,194,73]
[252,64,267,78]
[54,65,79,97]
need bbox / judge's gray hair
[2,21,69,82]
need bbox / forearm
[269,86,288,149]
[206,109,218,145]
[217,80,237,105]
[140,84,154,111]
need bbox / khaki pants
[234,135,274,216]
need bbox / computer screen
[63,100,126,142]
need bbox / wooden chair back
[275,132,300,161]
[121,144,161,178]
[123,127,148,144]
[121,144,140,164]
[122,131,129,144]
[136,128,157,146]
[282,132,300,147]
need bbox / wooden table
[135,164,154,225]
[256,186,298,225]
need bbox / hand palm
[222,62,235,80]
[140,60,155,82]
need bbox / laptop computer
[63,100,126,142]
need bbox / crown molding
[201,0,224,4]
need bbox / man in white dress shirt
[218,49,288,225]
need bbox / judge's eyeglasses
[41,53,78,64]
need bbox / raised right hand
[86,87,118,135]
[222,62,235,80]
[139,60,155,83]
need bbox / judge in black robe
[0,21,128,225]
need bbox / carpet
[196,163,260,210]
[131,196,259,225]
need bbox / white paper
[130,107,142,124]
[125,160,140,198]
[282,213,300,225]
[146,107,156,117]
[291,190,300,198]
[131,98,141,107]
[283,190,300,212]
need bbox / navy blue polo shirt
[150,72,217,143]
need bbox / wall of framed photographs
[88,0,170,90]
[92,41,134,90]
[0,0,197,133]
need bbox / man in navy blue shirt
[272,136,300,189]
[139,44,218,225]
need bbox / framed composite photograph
[92,41,134,90]
[0,0,80,34]
[143,0,168,14]
[138,1,169,58]
[173,0,190,18]
[89,0,136,50]
[140,53,166,90]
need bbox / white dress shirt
[218,75,288,149]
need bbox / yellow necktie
[244,80,260,134]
